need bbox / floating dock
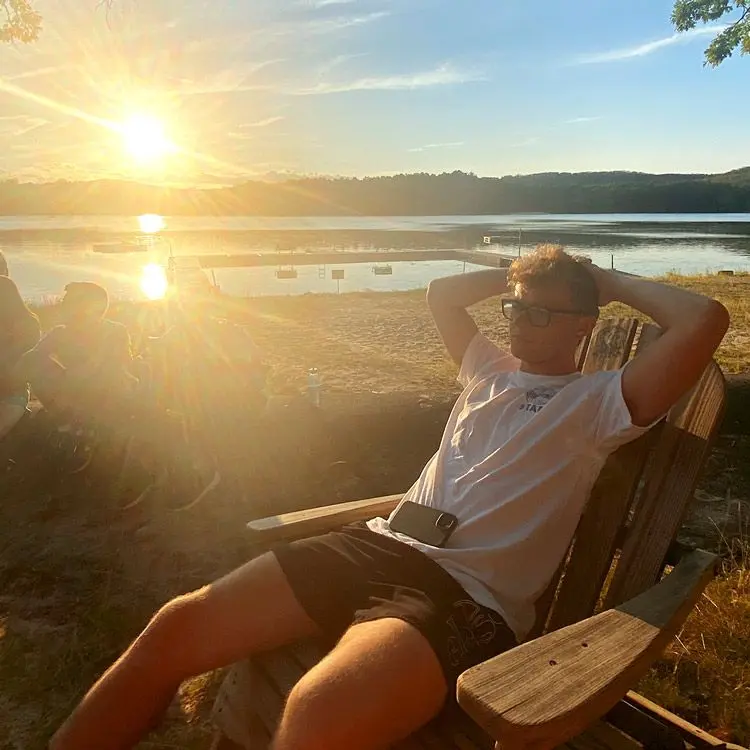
[190,248,516,269]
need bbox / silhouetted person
[145,299,268,491]
[21,282,135,426]
[0,276,40,440]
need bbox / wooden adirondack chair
[210,317,744,750]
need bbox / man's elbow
[426,279,442,305]
[427,276,462,307]
[701,299,730,346]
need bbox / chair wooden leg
[210,728,246,750]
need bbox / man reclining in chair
[51,245,729,750]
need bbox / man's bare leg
[50,552,319,750]
[272,618,448,750]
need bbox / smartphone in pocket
[388,501,458,547]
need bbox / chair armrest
[246,494,404,545]
[457,549,718,750]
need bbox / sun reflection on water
[140,263,168,300]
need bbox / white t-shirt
[367,332,652,640]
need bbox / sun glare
[122,114,174,164]
[140,263,169,300]
[138,213,165,234]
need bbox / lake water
[2,213,749,303]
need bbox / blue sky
[0,0,748,183]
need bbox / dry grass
[2,272,748,748]
[0,459,244,749]
[638,543,750,744]
[607,273,750,374]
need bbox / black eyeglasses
[500,298,594,328]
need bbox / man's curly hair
[508,244,599,315]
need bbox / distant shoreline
[2,211,750,219]
[2,169,749,215]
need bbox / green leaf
[671,0,750,65]
[0,0,42,44]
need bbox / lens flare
[140,263,168,300]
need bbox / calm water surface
[1,213,748,302]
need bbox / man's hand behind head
[575,259,620,308]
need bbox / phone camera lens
[437,513,453,529]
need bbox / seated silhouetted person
[22,282,136,429]
[0,276,40,440]
[145,300,268,491]
[148,300,267,419]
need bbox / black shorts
[272,521,518,687]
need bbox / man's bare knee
[134,552,319,680]
[273,673,342,750]
[133,589,211,676]
[272,620,447,750]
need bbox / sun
[121,114,174,164]
[140,263,169,300]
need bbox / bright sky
[1,0,748,184]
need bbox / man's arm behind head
[583,267,730,427]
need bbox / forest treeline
[1,168,749,216]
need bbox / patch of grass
[0,449,235,749]
[638,543,750,746]
[605,273,750,374]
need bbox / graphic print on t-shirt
[520,386,561,413]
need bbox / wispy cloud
[239,116,286,129]
[13,118,50,137]
[408,141,465,153]
[7,65,78,82]
[294,64,485,94]
[509,137,539,148]
[0,115,50,136]
[282,10,389,38]
[302,0,358,7]
[312,10,390,32]
[183,12,387,56]
[317,53,369,76]
[227,117,287,141]
[564,116,603,125]
[167,60,283,96]
[575,26,726,64]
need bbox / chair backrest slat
[603,362,726,608]
[580,318,638,374]
[544,323,663,632]
[576,332,592,370]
